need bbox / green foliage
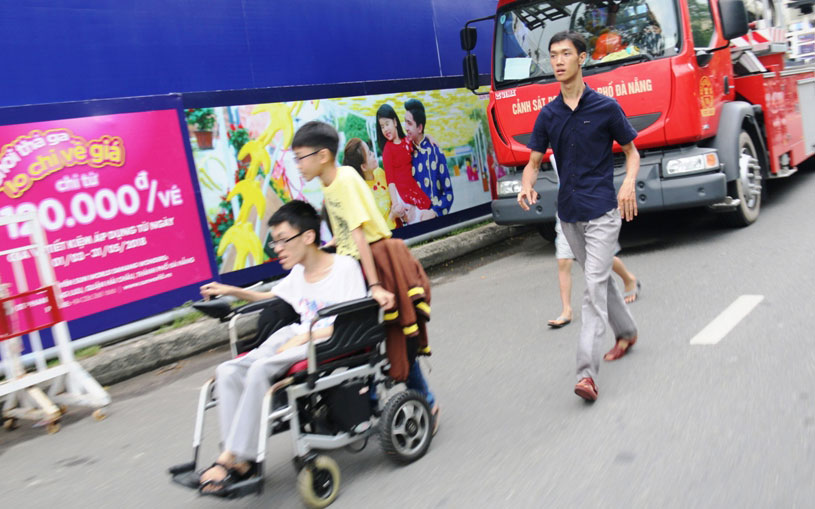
[236,163,264,182]
[340,115,370,145]
[468,106,488,129]
[209,194,235,266]
[47,345,101,368]
[687,0,715,47]
[337,114,372,166]
[156,309,206,334]
[228,123,251,153]
[185,108,216,131]
[466,107,489,151]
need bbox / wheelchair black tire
[379,390,433,464]
[296,454,340,508]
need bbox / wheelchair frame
[170,296,433,507]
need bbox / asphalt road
[2,169,814,508]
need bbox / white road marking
[690,294,764,345]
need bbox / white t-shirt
[272,254,366,336]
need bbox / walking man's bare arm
[518,150,544,210]
[617,142,640,221]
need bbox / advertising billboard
[0,107,214,325]
[189,88,504,275]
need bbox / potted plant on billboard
[228,124,256,180]
[185,108,216,150]
[228,123,251,159]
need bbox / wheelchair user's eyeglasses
[293,149,322,162]
[268,230,306,249]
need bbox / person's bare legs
[612,256,639,303]
[548,258,573,326]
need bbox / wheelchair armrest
[315,297,380,320]
[233,298,284,315]
[193,297,285,322]
[192,298,233,320]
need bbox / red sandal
[604,336,637,361]
[574,377,598,401]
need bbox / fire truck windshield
[494,0,680,87]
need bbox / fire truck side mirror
[463,54,480,91]
[461,27,478,52]
[718,0,749,40]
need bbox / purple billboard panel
[0,109,213,323]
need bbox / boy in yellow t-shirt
[292,121,440,433]
[343,137,397,229]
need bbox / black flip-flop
[198,461,257,497]
[547,317,571,329]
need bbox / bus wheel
[726,131,762,227]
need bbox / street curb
[80,316,260,386]
[411,223,529,269]
[81,222,528,386]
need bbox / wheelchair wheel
[297,454,340,508]
[379,390,433,464]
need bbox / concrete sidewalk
[79,222,528,386]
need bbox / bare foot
[547,312,572,328]
[623,279,640,304]
[199,463,229,493]
[199,461,252,494]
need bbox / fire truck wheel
[535,222,556,243]
[726,131,762,227]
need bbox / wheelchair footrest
[169,461,264,499]
[170,463,202,490]
[219,476,264,499]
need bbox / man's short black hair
[548,31,588,54]
[268,200,321,245]
[292,121,339,157]
[404,98,426,133]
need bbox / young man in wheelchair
[197,200,366,495]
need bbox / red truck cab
[461,0,814,231]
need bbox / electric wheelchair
[169,295,433,507]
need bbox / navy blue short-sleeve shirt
[527,84,637,223]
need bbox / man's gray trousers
[560,208,637,383]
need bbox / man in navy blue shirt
[518,31,640,402]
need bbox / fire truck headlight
[665,153,720,177]
[497,179,523,197]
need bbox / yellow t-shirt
[367,167,397,230]
[322,166,392,259]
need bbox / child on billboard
[342,137,397,229]
[375,104,433,225]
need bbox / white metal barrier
[0,211,110,433]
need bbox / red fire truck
[461,0,815,233]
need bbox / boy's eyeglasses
[294,149,322,162]
[268,230,306,249]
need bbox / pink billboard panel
[0,109,213,323]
